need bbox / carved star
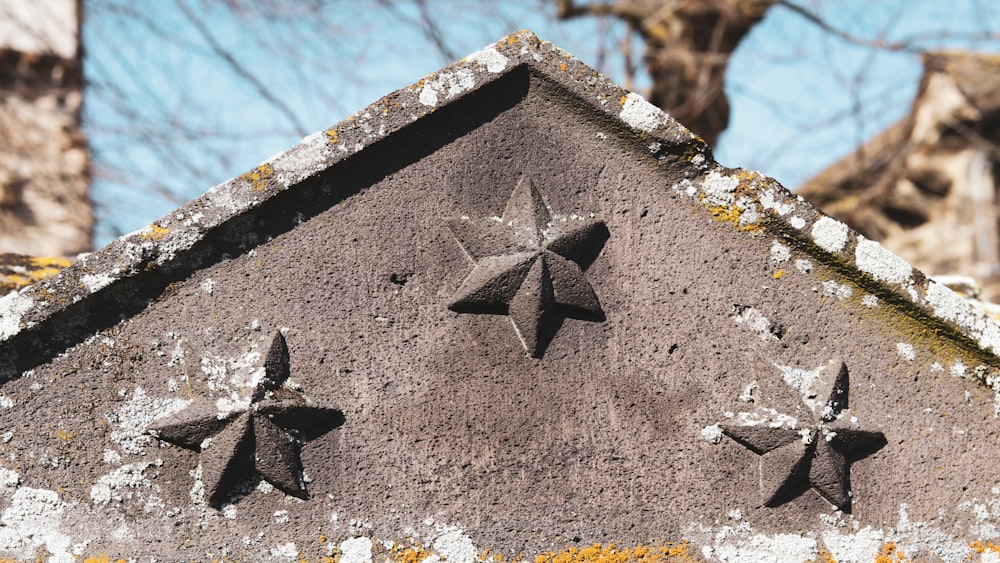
[720,359,885,511]
[148,331,344,508]
[447,175,609,358]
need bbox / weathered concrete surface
[0,31,1000,562]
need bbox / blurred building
[798,51,1000,300]
[0,0,92,257]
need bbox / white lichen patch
[81,273,114,294]
[431,525,478,563]
[0,487,75,562]
[155,227,204,266]
[619,92,663,133]
[735,196,760,227]
[855,236,912,284]
[775,362,826,410]
[108,387,191,455]
[700,424,723,444]
[688,502,994,562]
[340,537,374,563]
[770,240,791,263]
[0,290,33,340]
[820,527,885,563]
[952,360,967,378]
[733,408,798,429]
[925,280,1000,355]
[688,522,818,562]
[822,280,853,301]
[200,278,215,294]
[701,170,739,206]
[90,461,158,505]
[0,468,18,490]
[795,259,813,274]
[270,541,298,559]
[466,46,507,73]
[811,216,849,253]
[891,504,973,561]
[789,216,806,229]
[759,188,795,216]
[862,294,879,308]
[418,83,438,107]
[896,342,916,362]
[102,450,122,465]
[731,306,778,341]
[199,343,271,418]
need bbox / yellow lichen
[705,204,764,234]
[560,63,568,71]
[620,95,628,106]
[0,255,72,295]
[326,128,339,144]
[534,542,697,563]
[773,269,786,279]
[56,430,76,443]
[241,163,275,192]
[140,224,169,241]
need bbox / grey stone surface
[1,30,1000,561]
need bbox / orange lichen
[387,543,434,563]
[971,540,1000,554]
[560,63,568,71]
[873,542,912,562]
[620,95,628,106]
[805,550,836,563]
[82,555,126,563]
[534,542,697,563]
[241,163,275,192]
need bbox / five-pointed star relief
[148,331,344,507]
[720,359,885,511]
[447,175,609,358]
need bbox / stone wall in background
[0,0,91,257]
[799,52,1000,303]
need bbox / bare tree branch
[174,0,309,137]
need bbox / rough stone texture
[2,31,1000,561]
[799,51,1000,303]
[0,0,92,256]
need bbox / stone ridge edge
[678,163,1000,379]
[0,29,996,392]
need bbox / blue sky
[82,1,1000,247]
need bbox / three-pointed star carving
[148,331,344,508]
[721,359,886,511]
[447,175,609,358]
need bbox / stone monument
[1,31,1000,562]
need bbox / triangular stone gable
[1,31,1000,561]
